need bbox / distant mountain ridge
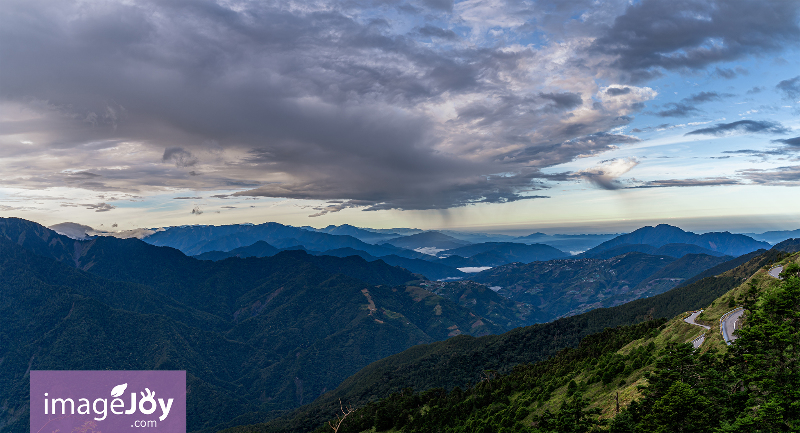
[581,224,768,257]
[0,217,515,433]
[384,231,472,250]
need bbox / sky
[1,0,800,234]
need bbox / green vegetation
[294,253,800,433]
[221,249,783,433]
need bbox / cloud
[654,102,700,118]
[590,0,800,81]
[738,165,800,185]
[776,76,800,100]
[685,120,790,136]
[191,206,203,215]
[712,67,747,79]
[422,0,454,12]
[577,158,639,190]
[606,87,631,96]
[82,203,116,212]
[538,92,583,111]
[0,0,795,217]
[174,196,202,199]
[416,25,458,40]
[162,147,199,168]
[634,178,741,188]
[49,222,95,240]
[772,137,800,147]
[653,91,733,117]
[684,91,730,103]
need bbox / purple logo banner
[31,370,186,433]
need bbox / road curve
[684,310,710,348]
[769,266,784,279]
[720,308,744,345]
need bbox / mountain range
[0,218,512,432]
[6,216,798,433]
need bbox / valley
[1,217,798,433]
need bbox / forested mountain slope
[227,248,790,433]
[268,252,800,433]
[0,218,511,433]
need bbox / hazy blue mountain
[581,242,725,259]
[195,240,280,260]
[384,231,472,250]
[582,224,769,257]
[743,229,800,244]
[315,247,378,260]
[442,242,569,264]
[512,232,619,253]
[374,254,466,280]
[301,224,401,244]
[144,222,433,258]
[0,218,513,433]
[438,230,518,244]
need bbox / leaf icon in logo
[111,383,128,398]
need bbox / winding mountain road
[720,308,744,345]
[684,310,710,348]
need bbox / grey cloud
[416,25,458,40]
[634,178,741,188]
[684,91,729,103]
[738,165,800,185]
[777,76,800,100]
[606,87,631,96]
[82,203,116,212]
[685,120,790,136]
[538,92,583,111]
[747,86,765,94]
[422,0,454,12]
[174,196,202,199]
[712,67,747,79]
[773,137,800,147]
[3,0,764,214]
[591,0,800,81]
[653,92,732,118]
[654,103,700,118]
[191,206,203,215]
[162,147,199,168]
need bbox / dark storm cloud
[591,0,800,81]
[6,0,790,215]
[685,120,790,136]
[777,76,800,100]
